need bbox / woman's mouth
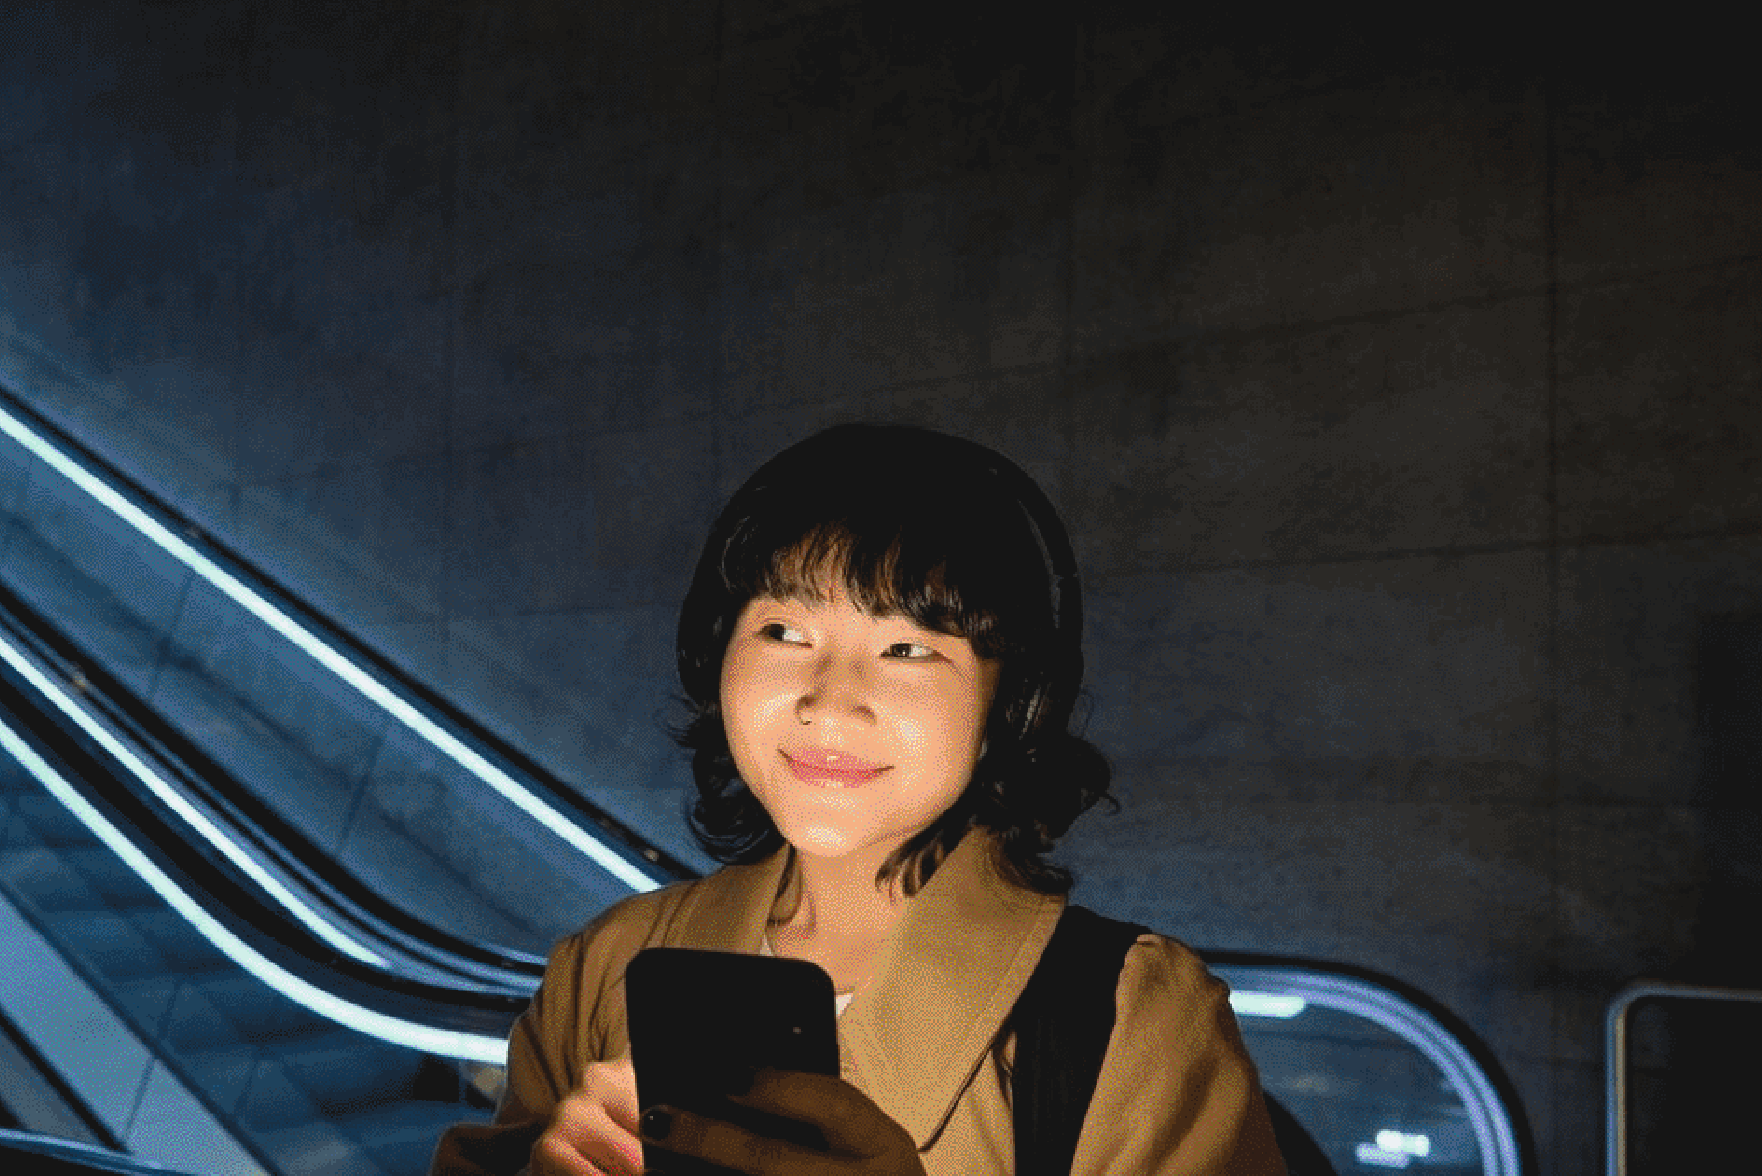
[783,748,887,787]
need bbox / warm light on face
[719,587,998,866]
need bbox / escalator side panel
[0,888,259,1175]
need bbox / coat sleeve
[1070,935,1289,1176]
[428,901,646,1176]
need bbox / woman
[432,424,1286,1175]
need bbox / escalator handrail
[1204,949,1534,1176]
[0,677,526,1059]
[0,381,698,888]
[0,577,552,982]
[0,1129,199,1176]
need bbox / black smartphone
[625,946,840,1176]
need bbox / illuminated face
[719,586,999,866]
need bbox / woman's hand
[638,1069,927,1176]
[530,1056,645,1176]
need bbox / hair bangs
[737,519,1009,656]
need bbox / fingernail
[640,1106,674,1140]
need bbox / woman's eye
[759,622,806,644]
[883,641,936,660]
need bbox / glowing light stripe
[1355,1143,1413,1169]
[0,402,659,894]
[1213,963,1522,1176]
[1229,991,1307,1019]
[0,715,508,1065]
[0,628,385,967]
[1377,1129,1431,1157]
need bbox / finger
[534,1127,641,1176]
[729,1071,909,1159]
[640,1103,828,1176]
[544,1091,645,1176]
[530,1127,607,1176]
[598,1056,642,1135]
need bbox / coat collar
[668,832,1064,1149]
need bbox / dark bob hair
[674,423,1113,896]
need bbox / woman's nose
[795,654,874,725]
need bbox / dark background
[2,5,1758,1173]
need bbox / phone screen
[626,947,840,1176]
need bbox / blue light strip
[0,625,386,968]
[0,713,508,1066]
[1212,963,1522,1176]
[1229,992,1307,1018]
[0,401,659,895]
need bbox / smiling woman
[672,425,1111,903]
[431,424,1289,1176]
[719,588,998,879]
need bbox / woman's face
[719,584,999,866]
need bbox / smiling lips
[784,747,887,787]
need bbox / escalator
[0,383,685,1175]
[0,383,1534,1176]
[1,748,476,1175]
[0,387,688,963]
[0,587,524,1175]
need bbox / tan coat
[435,833,1287,1175]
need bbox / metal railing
[1605,979,1762,1176]
[0,1128,200,1176]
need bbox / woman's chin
[785,823,867,857]
[781,821,918,868]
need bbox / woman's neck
[782,844,904,945]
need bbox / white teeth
[790,750,876,771]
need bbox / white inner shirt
[760,932,856,1017]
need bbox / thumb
[593,1054,642,1134]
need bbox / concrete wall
[3,5,1758,1171]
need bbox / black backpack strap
[1010,904,1148,1176]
